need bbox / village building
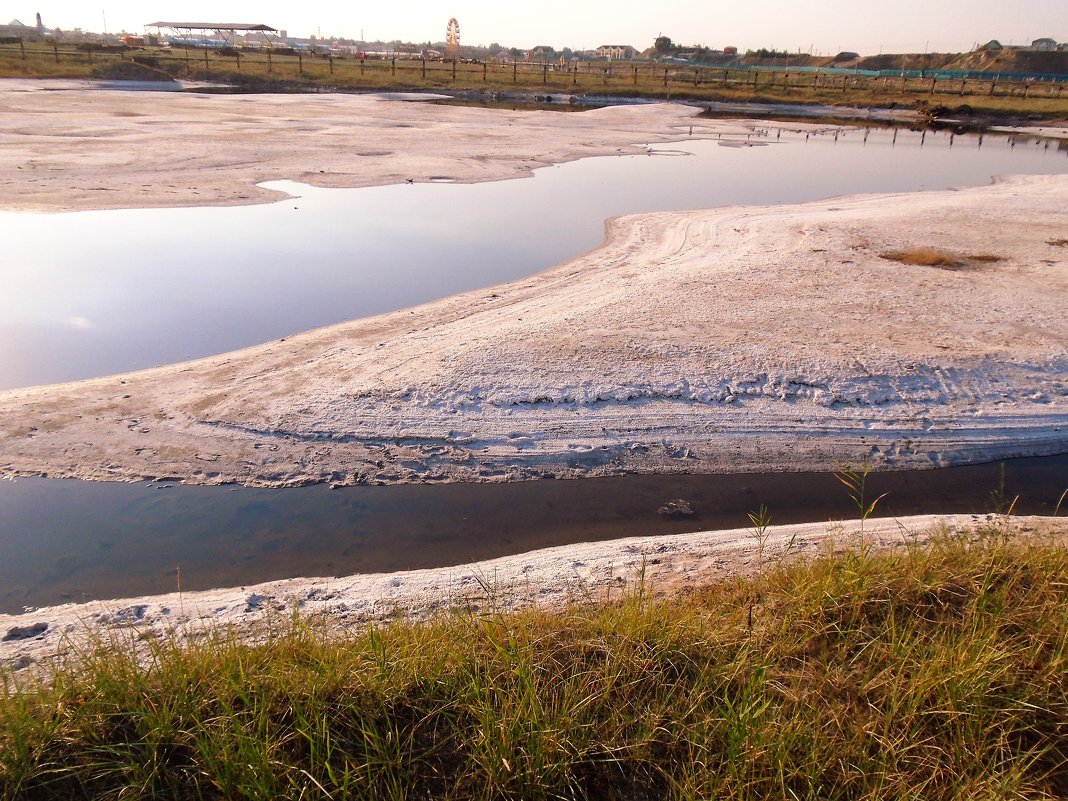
[527,45,555,61]
[595,44,637,60]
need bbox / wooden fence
[2,43,1066,101]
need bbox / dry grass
[2,523,1066,800]
[3,44,1068,117]
[880,247,1005,270]
[880,247,963,268]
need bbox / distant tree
[746,47,793,59]
[654,35,673,54]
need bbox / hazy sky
[15,1,1065,54]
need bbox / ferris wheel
[445,17,460,59]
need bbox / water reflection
[1,127,1065,391]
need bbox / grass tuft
[2,525,1066,800]
[881,247,963,267]
[880,248,1006,270]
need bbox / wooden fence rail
[1,44,1065,101]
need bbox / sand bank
[3,514,1064,674]
[1,171,1066,487]
[0,84,752,212]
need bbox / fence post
[236,51,241,70]
[204,49,209,71]
[513,60,517,83]
[543,62,548,83]
[20,38,25,59]
[297,52,302,72]
[391,56,395,76]
[53,40,59,63]
[483,61,486,81]
[87,48,93,65]
[328,54,333,74]
[452,59,456,79]
[421,57,425,79]
[693,68,698,86]
[267,49,271,73]
[663,68,668,86]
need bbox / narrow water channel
[1,120,1066,612]
[1,455,1065,613]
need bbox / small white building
[595,44,637,60]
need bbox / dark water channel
[1,122,1067,612]
[1,455,1065,613]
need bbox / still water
[2,126,1066,391]
[1,121,1066,612]
[1,456,1065,613]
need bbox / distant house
[979,39,1003,51]
[0,18,41,40]
[528,45,555,61]
[723,46,738,56]
[595,44,637,60]
[1031,37,1058,51]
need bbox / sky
[11,0,1065,55]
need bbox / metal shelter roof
[146,22,278,31]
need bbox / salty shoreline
[1,173,1066,488]
[3,514,1065,673]
[1,86,1065,652]
[0,85,756,212]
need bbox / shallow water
[0,455,1065,613]
[1,126,1065,391]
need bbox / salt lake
[1,118,1066,612]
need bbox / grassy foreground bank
[2,524,1066,800]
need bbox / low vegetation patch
[880,247,1004,269]
[88,61,177,82]
[2,526,1066,800]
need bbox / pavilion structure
[146,22,278,47]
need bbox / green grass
[2,523,1066,799]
